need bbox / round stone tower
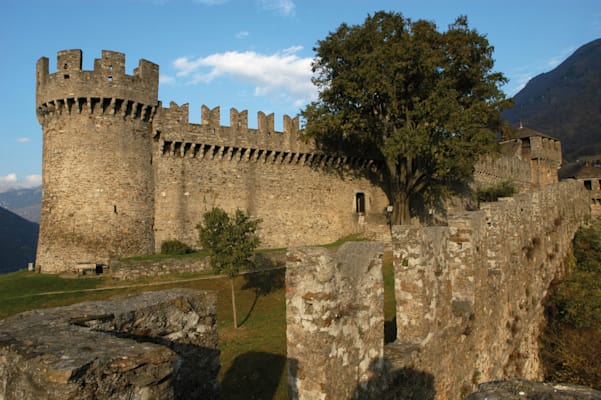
[35,50,159,273]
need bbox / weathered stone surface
[474,132,562,192]
[388,180,590,400]
[286,242,385,400]
[111,251,285,280]
[465,379,601,400]
[0,289,219,399]
[111,257,210,280]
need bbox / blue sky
[1,0,599,191]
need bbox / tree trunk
[392,190,411,225]
[230,277,238,329]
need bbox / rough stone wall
[110,252,285,280]
[473,136,561,192]
[152,103,389,249]
[388,180,590,400]
[473,154,533,191]
[110,256,210,280]
[36,50,158,272]
[576,177,601,216]
[0,289,219,400]
[286,242,385,400]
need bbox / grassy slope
[0,246,396,400]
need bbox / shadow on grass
[238,267,285,327]
[221,351,287,400]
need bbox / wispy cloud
[24,174,42,187]
[16,137,31,143]
[193,0,229,5]
[172,46,316,106]
[159,74,176,85]
[259,0,295,17]
[236,31,250,39]
[506,46,576,95]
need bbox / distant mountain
[0,206,38,274]
[503,38,601,162]
[0,186,42,223]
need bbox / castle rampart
[154,102,310,154]
[151,100,388,251]
[388,180,589,399]
[473,130,562,192]
[286,180,590,399]
[34,49,563,272]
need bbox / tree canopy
[302,11,511,224]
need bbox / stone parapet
[112,257,211,280]
[0,289,219,400]
[388,180,590,399]
[36,50,158,121]
[286,242,385,399]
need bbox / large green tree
[302,11,511,224]
[197,207,261,328]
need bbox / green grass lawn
[0,248,396,400]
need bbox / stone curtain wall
[473,154,533,191]
[286,242,385,399]
[388,180,590,400]
[152,103,389,250]
[0,289,219,400]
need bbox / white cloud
[159,74,176,85]
[16,137,31,143]
[259,0,295,16]
[24,175,42,187]
[0,173,17,184]
[0,173,42,192]
[172,47,316,105]
[547,46,576,70]
[193,0,228,5]
[236,31,250,39]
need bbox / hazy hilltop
[0,186,42,224]
[0,206,38,274]
[503,38,601,162]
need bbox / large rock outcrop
[0,288,219,399]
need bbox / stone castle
[11,49,595,399]
[35,50,563,273]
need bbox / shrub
[476,180,516,203]
[160,239,194,255]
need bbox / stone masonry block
[286,242,384,400]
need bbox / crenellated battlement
[154,101,312,156]
[36,50,158,123]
